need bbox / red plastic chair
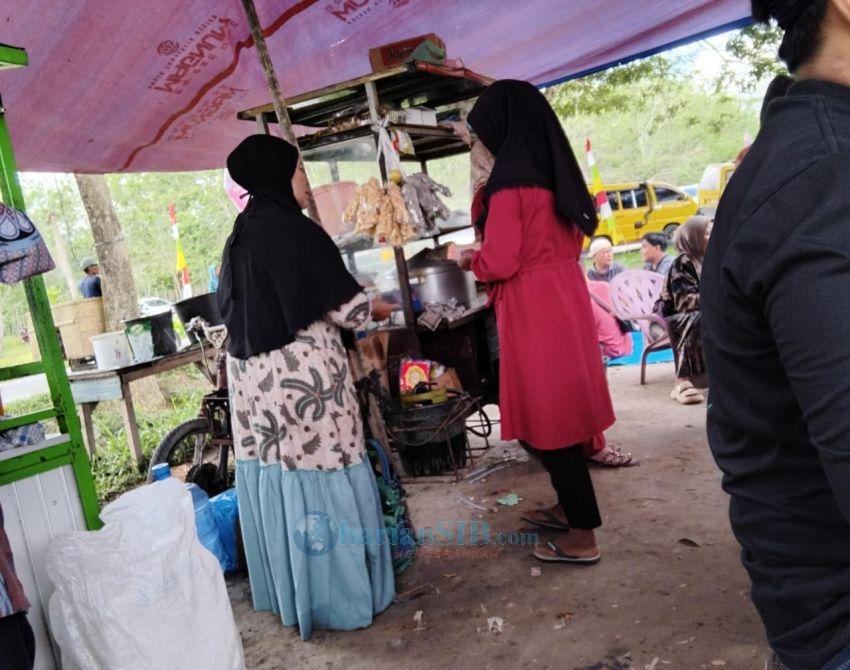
[608,270,677,385]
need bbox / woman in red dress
[464,80,615,564]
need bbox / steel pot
[406,254,476,307]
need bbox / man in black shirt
[703,1,850,668]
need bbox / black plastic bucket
[384,395,470,476]
[123,311,178,362]
[173,293,223,344]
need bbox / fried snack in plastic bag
[342,189,361,228]
[401,182,426,233]
[406,173,452,230]
[355,178,383,236]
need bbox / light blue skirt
[236,459,395,640]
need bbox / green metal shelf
[0,45,100,530]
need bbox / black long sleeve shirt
[703,80,850,670]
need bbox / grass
[0,335,34,368]
[618,250,643,269]
[4,379,205,504]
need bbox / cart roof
[0,0,749,173]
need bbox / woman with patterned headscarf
[657,215,712,404]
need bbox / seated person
[656,216,711,405]
[586,237,624,282]
[587,279,633,361]
[640,232,673,275]
[583,280,636,468]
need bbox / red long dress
[472,187,614,450]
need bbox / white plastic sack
[45,478,244,670]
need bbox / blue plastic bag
[186,483,229,572]
[209,488,239,573]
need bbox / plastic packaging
[187,483,229,572]
[45,478,244,670]
[209,488,240,573]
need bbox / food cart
[237,62,499,474]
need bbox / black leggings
[0,612,36,670]
[522,442,602,530]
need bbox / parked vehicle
[590,180,697,244]
[681,183,699,200]
[138,296,172,316]
[696,162,736,215]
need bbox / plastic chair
[608,270,677,385]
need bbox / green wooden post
[0,47,101,529]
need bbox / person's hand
[456,248,477,271]
[442,121,473,147]
[370,297,398,322]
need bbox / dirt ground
[229,362,766,670]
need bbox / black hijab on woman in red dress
[467,80,598,237]
[217,134,361,359]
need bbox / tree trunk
[74,174,139,330]
[46,212,77,301]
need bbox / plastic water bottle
[150,463,171,481]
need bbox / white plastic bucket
[91,331,132,370]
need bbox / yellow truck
[696,162,736,215]
[591,180,698,244]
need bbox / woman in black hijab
[462,81,615,565]
[217,134,395,640]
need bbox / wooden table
[67,346,216,465]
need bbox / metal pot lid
[407,247,458,271]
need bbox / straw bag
[0,203,54,284]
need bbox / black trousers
[0,612,35,670]
[522,442,602,530]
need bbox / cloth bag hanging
[0,202,55,284]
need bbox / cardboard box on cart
[368,33,446,72]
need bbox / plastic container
[186,483,229,572]
[173,292,223,344]
[52,297,106,359]
[150,463,171,481]
[313,181,358,237]
[123,311,178,362]
[90,330,132,370]
[385,394,470,476]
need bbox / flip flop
[589,444,638,467]
[671,383,704,405]
[533,541,601,565]
[521,509,570,531]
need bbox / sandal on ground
[589,444,638,467]
[520,509,570,531]
[533,540,601,565]
[671,383,704,405]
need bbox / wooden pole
[239,0,322,224]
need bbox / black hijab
[217,134,362,359]
[467,80,598,237]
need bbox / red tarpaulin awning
[0,0,750,173]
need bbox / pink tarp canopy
[0,0,750,173]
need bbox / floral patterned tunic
[228,292,371,471]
